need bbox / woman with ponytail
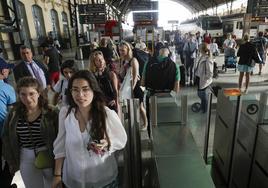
[52,70,127,188]
[194,42,214,113]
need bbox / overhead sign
[0,25,17,32]
[134,20,158,26]
[79,14,106,24]
[252,0,268,16]
[78,4,106,14]
[130,1,158,11]
[78,4,106,24]
[133,12,158,22]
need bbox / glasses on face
[19,91,39,98]
[70,87,92,95]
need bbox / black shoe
[10,184,17,188]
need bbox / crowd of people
[0,27,267,187]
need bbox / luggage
[213,62,219,78]
[179,65,186,86]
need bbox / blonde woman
[194,43,214,113]
[89,51,119,112]
[118,41,148,130]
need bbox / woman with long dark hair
[2,77,58,188]
[52,70,127,188]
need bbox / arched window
[17,1,31,47]
[32,5,46,40]
[61,11,70,39]
[50,9,61,39]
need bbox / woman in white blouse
[52,70,127,188]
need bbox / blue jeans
[197,87,210,113]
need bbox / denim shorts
[238,64,253,73]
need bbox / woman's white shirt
[210,43,219,53]
[53,106,127,188]
[195,55,214,89]
[53,78,69,107]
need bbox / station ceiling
[108,0,234,13]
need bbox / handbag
[25,119,54,169]
[256,50,262,63]
[119,68,132,100]
[34,150,54,169]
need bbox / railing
[120,99,142,188]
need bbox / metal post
[149,96,158,141]
[203,93,213,164]
[228,95,242,188]
[131,99,142,188]
[181,95,188,125]
[257,92,268,124]
[150,96,158,128]
[121,99,131,188]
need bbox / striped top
[16,115,46,149]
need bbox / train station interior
[0,0,268,188]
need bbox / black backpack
[145,56,176,91]
[133,48,150,76]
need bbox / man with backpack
[142,46,180,95]
[183,33,198,86]
[141,46,180,136]
[252,31,268,75]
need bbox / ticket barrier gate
[212,90,268,188]
[120,99,142,188]
[148,93,215,188]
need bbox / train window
[236,22,243,29]
[223,24,233,33]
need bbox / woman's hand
[88,139,108,155]
[108,100,116,107]
[52,176,63,188]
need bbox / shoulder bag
[25,119,54,169]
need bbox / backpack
[185,42,196,57]
[213,62,219,78]
[145,56,176,91]
[133,48,150,76]
[254,37,266,53]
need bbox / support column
[246,0,254,14]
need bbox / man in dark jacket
[41,42,61,86]
[13,45,50,90]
